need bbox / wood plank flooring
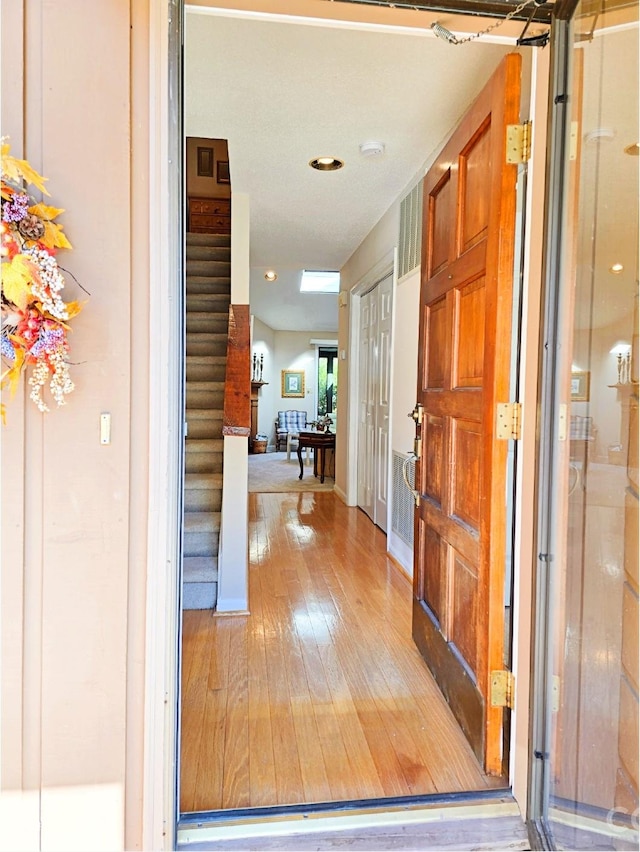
[180,492,504,813]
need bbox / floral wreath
[1,141,85,418]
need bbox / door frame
[142,5,552,848]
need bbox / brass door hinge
[491,670,515,709]
[506,121,532,164]
[497,402,522,440]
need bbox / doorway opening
[177,2,524,825]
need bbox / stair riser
[186,362,227,382]
[186,336,227,357]
[182,581,218,610]
[186,278,231,296]
[183,530,220,558]
[186,295,230,312]
[184,488,223,512]
[186,388,224,409]
[185,453,223,475]
[186,233,230,247]
[187,261,231,277]
[187,246,231,261]
[186,315,229,334]
[185,418,223,439]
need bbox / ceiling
[184,9,514,331]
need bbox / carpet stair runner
[183,232,231,610]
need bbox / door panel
[412,53,521,773]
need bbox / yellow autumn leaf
[0,403,6,425]
[64,300,84,319]
[1,349,26,398]
[42,220,72,250]
[28,202,65,222]
[1,255,37,310]
[1,144,49,195]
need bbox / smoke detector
[359,141,385,158]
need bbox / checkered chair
[275,410,308,455]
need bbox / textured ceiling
[184,11,514,330]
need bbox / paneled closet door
[357,274,393,531]
[358,288,375,521]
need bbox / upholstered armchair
[275,410,309,457]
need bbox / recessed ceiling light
[309,157,344,172]
[624,142,639,156]
[264,270,278,282]
[610,263,624,274]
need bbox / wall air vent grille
[398,181,423,281]
[392,451,415,547]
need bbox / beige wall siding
[1,2,143,848]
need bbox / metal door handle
[402,453,420,507]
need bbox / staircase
[183,232,231,610]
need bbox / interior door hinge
[491,670,515,709]
[496,402,522,440]
[506,121,532,164]
[551,675,560,712]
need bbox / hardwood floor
[180,492,504,813]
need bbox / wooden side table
[297,431,335,484]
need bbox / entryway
[180,491,505,812]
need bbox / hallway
[180,492,505,813]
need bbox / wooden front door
[412,53,522,775]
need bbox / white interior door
[374,274,392,532]
[357,274,393,530]
[358,290,374,519]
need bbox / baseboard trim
[215,597,249,613]
[334,485,349,505]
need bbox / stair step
[183,555,218,583]
[184,473,223,510]
[186,332,228,356]
[186,293,231,312]
[183,511,221,557]
[186,276,231,295]
[187,232,230,247]
[186,245,231,262]
[185,312,229,334]
[185,409,223,439]
[187,260,231,278]
[186,381,224,410]
[185,441,224,475]
[182,580,218,610]
[186,355,227,382]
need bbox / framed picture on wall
[197,146,214,177]
[282,370,305,398]
[570,371,590,401]
[217,160,230,184]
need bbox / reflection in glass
[545,4,639,848]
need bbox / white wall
[251,316,276,439]
[251,321,336,446]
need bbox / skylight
[300,270,340,294]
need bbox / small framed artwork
[282,370,305,398]
[197,146,214,177]
[570,371,590,402]
[217,160,230,184]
